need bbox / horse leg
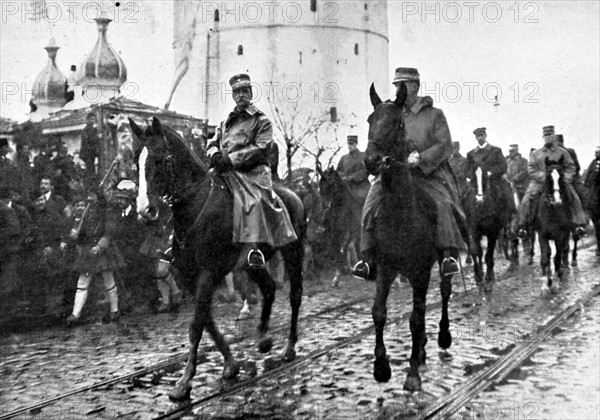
[484,231,498,292]
[438,272,452,350]
[372,264,394,382]
[527,230,536,265]
[472,234,484,291]
[539,237,551,298]
[404,273,430,391]
[249,267,276,353]
[169,272,213,401]
[571,233,578,267]
[280,243,303,361]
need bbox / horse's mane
[146,123,209,174]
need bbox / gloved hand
[210,153,233,173]
[407,151,420,168]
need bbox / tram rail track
[420,283,600,420]
[0,287,380,420]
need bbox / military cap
[393,67,420,84]
[229,73,252,90]
[473,127,487,136]
[71,192,87,204]
[347,135,358,144]
[555,134,564,143]
[509,144,519,150]
[543,125,555,136]
[452,141,460,148]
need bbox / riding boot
[440,248,460,276]
[352,248,377,281]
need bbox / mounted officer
[466,127,516,215]
[353,67,468,280]
[556,134,586,208]
[506,144,530,200]
[206,73,297,268]
[517,126,587,238]
[336,135,371,200]
[448,141,469,181]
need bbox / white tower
[169,0,389,155]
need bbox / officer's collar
[403,96,434,114]
[543,143,558,151]
[230,104,260,118]
[477,142,489,149]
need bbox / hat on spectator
[543,125,555,136]
[393,67,420,84]
[347,135,358,144]
[71,192,86,204]
[229,74,252,91]
[473,127,486,136]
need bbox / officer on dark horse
[353,67,469,281]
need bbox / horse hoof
[403,375,422,391]
[258,336,273,353]
[528,258,534,266]
[571,260,578,267]
[169,383,192,401]
[223,361,240,379]
[373,357,391,382]
[438,330,452,350]
[484,282,493,293]
[332,278,339,288]
[280,342,296,361]
[551,284,560,294]
[540,287,550,299]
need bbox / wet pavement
[1,239,599,419]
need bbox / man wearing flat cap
[517,126,587,238]
[466,127,516,216]
[353,67,469,280]
[506,144,529,200]
[206,73,297,268]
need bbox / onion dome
[79,17,127,89]
[31,38,68,111]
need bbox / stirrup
[441,256,460,276]
[352,260,373,281]
[517,227,529,239]
[574,226,587,238]
[247,249,266,268]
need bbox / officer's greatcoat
[207,104,297,247]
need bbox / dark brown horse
[131,117,305,400]
[315,164,363,286]
[534,157,573,297]
[463,168,515,292]
[365,84,453,391]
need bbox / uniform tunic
[207,104,297,246]
[336,149,371,200]
[506,153,530,198]
[517,144,587,225]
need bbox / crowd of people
[0,124,181,326]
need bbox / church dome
[31,38,67,109]
[79,17,127,88]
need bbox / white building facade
[169,0,390,162]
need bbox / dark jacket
[336,149,370,199]
[466,144,507,182]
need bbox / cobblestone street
[1,240,599,419]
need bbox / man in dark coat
[466,127,516,216]
[336,135,371,201]
[506,144,529,200]
[448,141,469,181]
[0,189,20,299]
[206,73,297,268]
[80,112,99,183]
[353,67,468,280]
[39,176,67,218]
[556,134,586,208]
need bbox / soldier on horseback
[336,135,371,201]
[506,144,530,200]
[206,73,297,268]
[517,126,587,238]
[353,67,468,280]
[556,134,586,208]
[466,127,517,216]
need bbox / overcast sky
[1,1,598,164]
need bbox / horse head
[544,156,566,205]
[474,166,492,202]
[365,83,408,180]
[129,117,173,221]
